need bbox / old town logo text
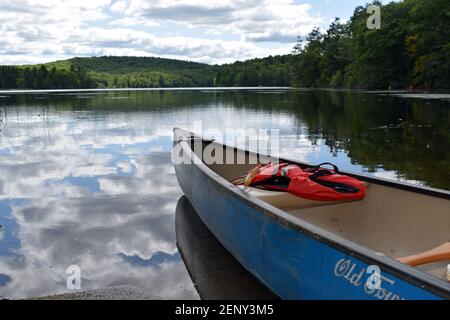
[334,258,404,300]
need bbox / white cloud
[0,0,323,64]
[114,0,321,43]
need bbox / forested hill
[0,55,292,89]
[53,56,214,73]
[0,56,218,89]
[45,56,218,88]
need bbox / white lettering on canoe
[334,258,405,300]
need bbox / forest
[0,65,96,89]
[215,55,294,87]
[0,55,290,89]
[0,0,448,90]
[0,57,217,89]
[292,0,449,89]
[63,56,218,88]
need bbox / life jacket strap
[307,164,361,194]
[304,162,340,173]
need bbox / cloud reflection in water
[0,89,446,299]
[0,98,199,299]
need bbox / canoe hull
[173,128,449,300]
[175,162,446,300]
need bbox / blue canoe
[173,128,450,300]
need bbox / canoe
[175,196,278,300]
[172,128,450,300]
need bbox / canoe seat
[236,186,347,211]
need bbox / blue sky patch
[0,199,23,257]
[0,274,12,287]
[118,251,181,269]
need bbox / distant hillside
[46,56,214,73]
[0,55,293,89]
[44,56,218,88]
[216,55,294,87]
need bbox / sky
[0,0,380,65]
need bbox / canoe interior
[192,140,450,282]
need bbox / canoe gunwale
[173,128,450,299]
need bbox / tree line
[0,65,96,89]
[90,70,215,88]
[292,0,449,89]
[215,55,294,87]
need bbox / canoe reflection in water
[175,196,278,300]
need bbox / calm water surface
[0,89,448,299]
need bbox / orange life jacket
[248,162,366,202]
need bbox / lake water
[0,88,448,299]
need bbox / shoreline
[0,87,449,94]
[27,286,158,300]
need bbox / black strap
[308,163,360,194]
[307,162,340,173]
[307,163,339,184]
[310,178,360,194]
[250,176,291,190]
